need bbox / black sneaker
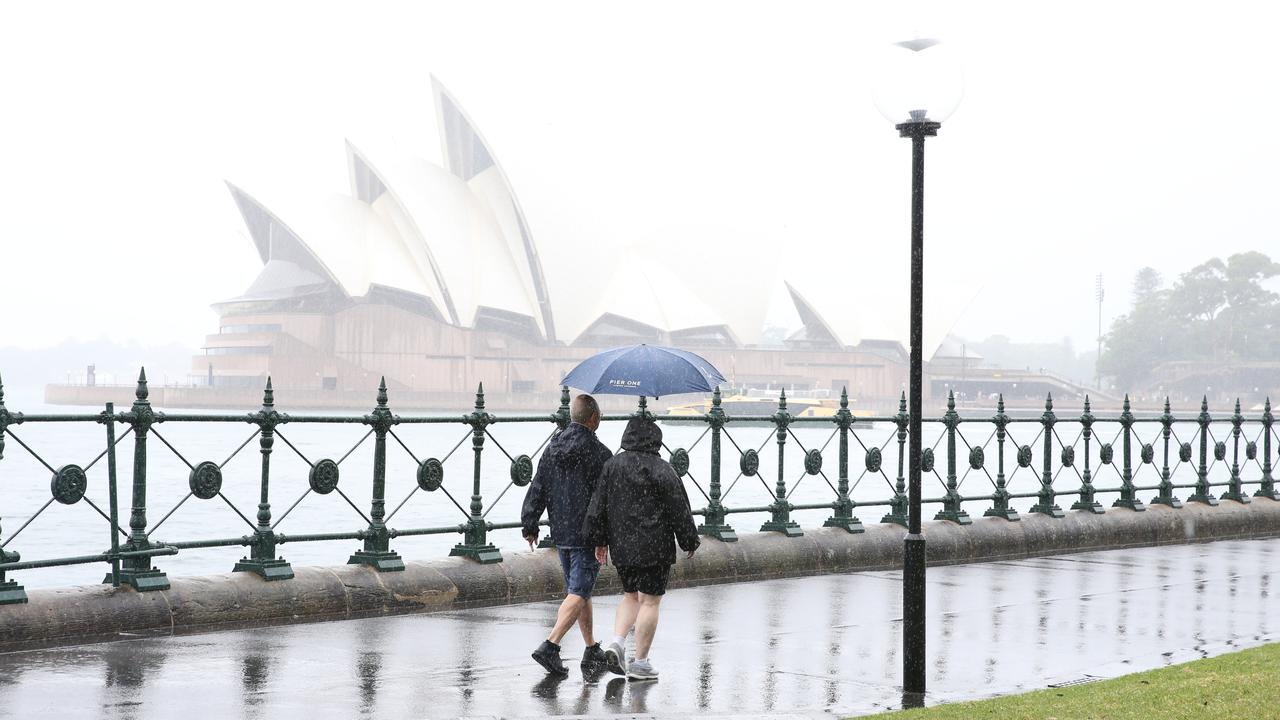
[581,642,607,668]
[532,640,568,675]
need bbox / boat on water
[661,394,874,428]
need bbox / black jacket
[582,416,700,566]
[521,423,613,547]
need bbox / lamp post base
[902,533,927,695]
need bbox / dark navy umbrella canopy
[561,344,726,398]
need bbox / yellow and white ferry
[662,394,873,427]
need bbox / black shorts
[615,564,671,596]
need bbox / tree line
[1098,252,1280,389]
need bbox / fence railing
[0,369,1275,604]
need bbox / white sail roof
[345,140,541,331]
[228,76,975,355]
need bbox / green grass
[865,642,1280,720]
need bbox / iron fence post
[450,383,502,563]
[349,378,406,571]
[987,394,1020,520]
[882,392,909,526]
[0,372,28,604]
[1189,397,1219,505]
[1029,393,1065,518]
[235,378,294,579]
[108,369,169,591]
[760,390,802,536]
[825,387,864,533]
[1113,395,1145,511]
[1151,397,1183,508]
[1220,399,1250,503]
[1256,398,1278,500]
[104,402,121,587]
[1072,396,1104,513]
[699,387,738,541]
[935,391,970,524]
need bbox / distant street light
[871,36,963,701]
[1095,274,1104,389]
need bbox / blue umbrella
[561,344,726,398]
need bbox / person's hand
[524,534,537,551]
[685,549,696,560]
[595,546,609,565]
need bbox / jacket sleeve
[666,470,701,553]
[582,466,611,547]
[520,452,552,538]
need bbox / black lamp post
[872,36,964,702]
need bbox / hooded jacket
[582,416,700,566]
[521,422,613,547]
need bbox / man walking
[584,414,700,681]
[522,393,613,675]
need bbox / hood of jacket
[620,416,662,455]
[546,422,600,462]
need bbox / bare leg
[577,598,595,645]
[548,594,587,645]
[634,593,663,659]
[613,591,640,639]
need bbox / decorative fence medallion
[510,454,534,486]
[921,448,935,473]
[1141,444,1155,464]
[188,461,223,500]
[1099,444,1114,465]
[968,446,984,470]
[1180,443,1193,463]
[1061,446,1075,468]
[51,464,87,505]
[1246,441,1258,461]
[417,457,444,491]
[1214,441,1227,462]
[865,447,882,473]
[308,459,340,495]
[1017,445,1033,468]
[670,448,690,477]
[804,449,822,475]
[740,449,759,477]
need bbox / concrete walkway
[0,539,1276,719]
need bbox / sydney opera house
[195,78,910,409]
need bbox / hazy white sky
[1,1,1277,353]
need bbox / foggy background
[2,0,1278,394]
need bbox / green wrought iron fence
[0,369,1275,605]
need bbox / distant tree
[1099,252,1280,388]
[1132,267,1163,304]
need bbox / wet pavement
[0,539,1276,719]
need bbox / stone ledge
[1,499,1277,651]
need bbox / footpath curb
[2,499,1277,651]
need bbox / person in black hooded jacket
[583,414,699,681]
[521,393,613,674]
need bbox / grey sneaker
[603,640,627,676]
[626,657,658,681]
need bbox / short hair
[571,394,601,424]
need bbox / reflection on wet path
[0,539,1275,719]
